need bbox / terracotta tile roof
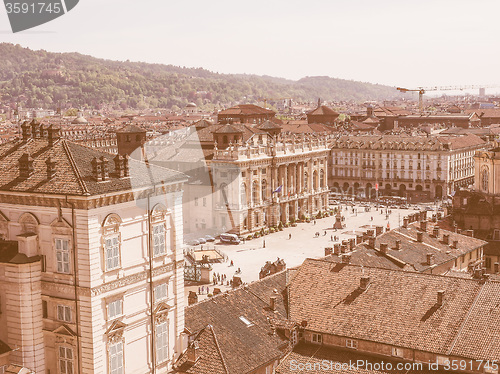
[276,343,448,373]
[436,134,486,150]
[218,104,275,116]
[256,120,282,130]
[289,259,485,357]
[181,271,289,373]
[0,138,186,196]
[307,106,339,117]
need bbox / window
[312,333,322,344]
[57,305,71,322]
[105,235,120,270]
[56,238,70,274]
[155,283,168,303]
[59,346,73,374]
[109,342,124,374]
[239,316,254,327]
[346,339,358,349]
[108,299,123,320]
[153,224,166,256]
[392,347,403,357]
[156,321,169,364]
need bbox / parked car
[204,235,215,242]
[187,239,200,246]
[198,237,207,244]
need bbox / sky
[1,0,499,92]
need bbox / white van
[219,233,240,244]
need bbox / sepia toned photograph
[0,1,500,373]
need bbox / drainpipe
[147,191,157,373]
[66,197,81,374]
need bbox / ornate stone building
[329,134,487,201]
[0,122,187,373]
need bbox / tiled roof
[436,134,486,150]
[116,124,146,133]
[0,138,186,196]
[289,258,500,360]
[180,271,289,374]
[276,343,448,373]
[307,106,339,117]
[218,105,275,116]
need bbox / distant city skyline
[1,0,500,92]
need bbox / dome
[186,102,197,108]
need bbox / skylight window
[239,316,254,327]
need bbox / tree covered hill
[0,43,400,111]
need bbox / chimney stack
[420,220,428,232]
[452,240,458,249]
[114,154,129,178]
[437,290,444,306]
[417,232,423,242]
[21,121,31,141]
[395,240,401,250]
[48,125,61,146]
[426,253,433,266]
[270,296,277,311]
[443,234,450,245]
[31,120,41,139]
[368,237,376,249]
[91,156,109,182]
[380,243,388,254]
[360,276,370,290]
[433,227,440,238]
[403,217,409,228]
[19,153,34,178]
[46,157,56,179]
[186,341,200,364]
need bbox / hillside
[0,43,400,111]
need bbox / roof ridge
[62,140,90,196]
[209,325,230,374]
[446,282,487,356]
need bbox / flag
[273,185,283,194]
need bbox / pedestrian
[263,239,266,248]
[198,287,201,295]
[314,220,316,225]
[202,286,204,293]
[324,231,327,236]
[289,233,292,240]
[207,287,209,294]
[230,260,234,267]
[331,235,333,241]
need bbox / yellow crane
[396,85,498,112]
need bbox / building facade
[329,134,487,201]
[0,124,187,374]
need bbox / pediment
[53,324,77,337]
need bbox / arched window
[252,181,259,204]
[320,170,324,188]
[19,213,39,235]
[102,214,122,271]
[240,183,247,206]
[261,180,267,201]
[481,166,489,192]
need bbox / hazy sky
[1,0,499,90]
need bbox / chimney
[325,247,333,256]
[395,240,401,250]
[437,290,444,306]
[91,156,109,181]
[433,227,440,238]
[19,153,34,178]
[21,121,31,140]
[360,276,370,290]
[342,254,351,264]
[48,125,61,146]
[114,154,130,178]
[31,120,41,138]
[270,296,277,311]
[403,217,409,228]
[368,236,376,249]
[380,243,388,254]
[426,253,433,266]
[443,234,450,245]
[494,262,499,274]
[420,221,428,232]
[46,157,56,179]
[186,341,200,364]
[417,232,423,242]
[451,240,458,249]
[41,125,48,138]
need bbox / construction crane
[396,85,499,112]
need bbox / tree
[64,108,78,116]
